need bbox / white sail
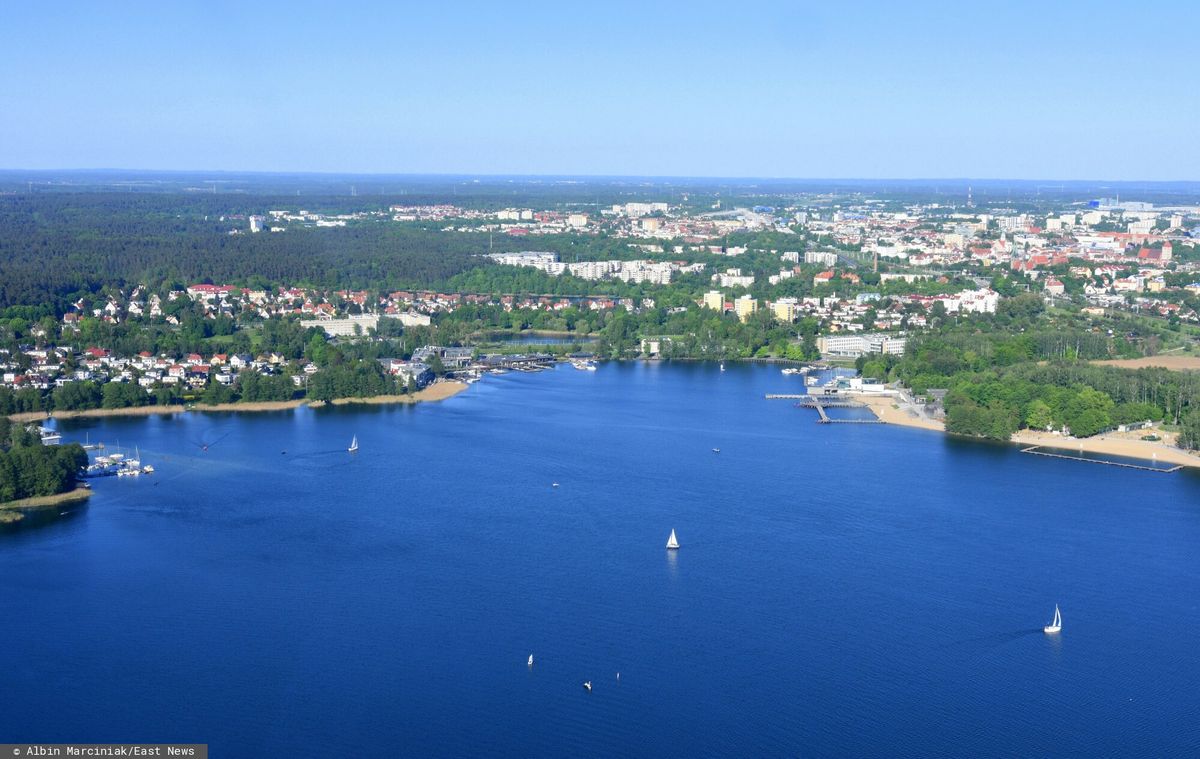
[666,529,679,549]
[1044,604,1062,634]
[528,654,534,667]
[348,435,358,452]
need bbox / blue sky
[2,1,1197,179]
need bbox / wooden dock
[1019,446,1182,473]
[767,394,884,424]
[766,394,863,407]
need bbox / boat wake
[940,629,1043,650]
[284,448,352,461]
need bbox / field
[1091,355,1200,372]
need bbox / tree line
[0,418,88,503]
[884,327,1200,447]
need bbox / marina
[81,444,155,478]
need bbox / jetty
[767,394,884,424]
[1020,446,1182,473]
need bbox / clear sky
[3,1,1197,179]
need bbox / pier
[767,394,884,424]
[1020,446,1182,473]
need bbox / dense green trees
[235,372,296,402]
[1180,410,1200,450]
[0,387,45,414]
[0,433,88,504]
[945,393,1021,440]
[101,382,151,409]
[306,361,398,402]
[894,327,1200,446]
[52,381,103,411]
[0,194,487,310]
[1025,399,1054,431]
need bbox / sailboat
[348,435,359,453]
[666,529,680,550]
[528,654,534,667]
[1044,604,1062,634]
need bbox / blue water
[3,363,1200,757]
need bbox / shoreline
[326,381,469,406]
[7,381,470,423]
[0,487,92,522]
[849,392,1200,470]
[10,367,1198,470]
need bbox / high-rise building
[770,298,798,322]
[733,295,758,322]
[702,290,725,311]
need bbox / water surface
[3,363,1199,756]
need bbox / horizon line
[2,168,1199,186]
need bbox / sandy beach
[847,391,1200,470]
[852,393,945,431]
[8,381,470,423]
[1010,429,1200,469]
[327,381,469,406]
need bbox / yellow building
[734,294,758,322]
[702,290,725,311]
[770,298,798,322]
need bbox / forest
[0,194,493,310]
[873,323,1200,447]
[0,417,88,504]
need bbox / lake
[3,362,1199,757]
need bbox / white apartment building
[487,251,559,266]
[953,288,1000,314]
[805,251,839,267]
[713,268,755,288]
[817,333,908,358]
